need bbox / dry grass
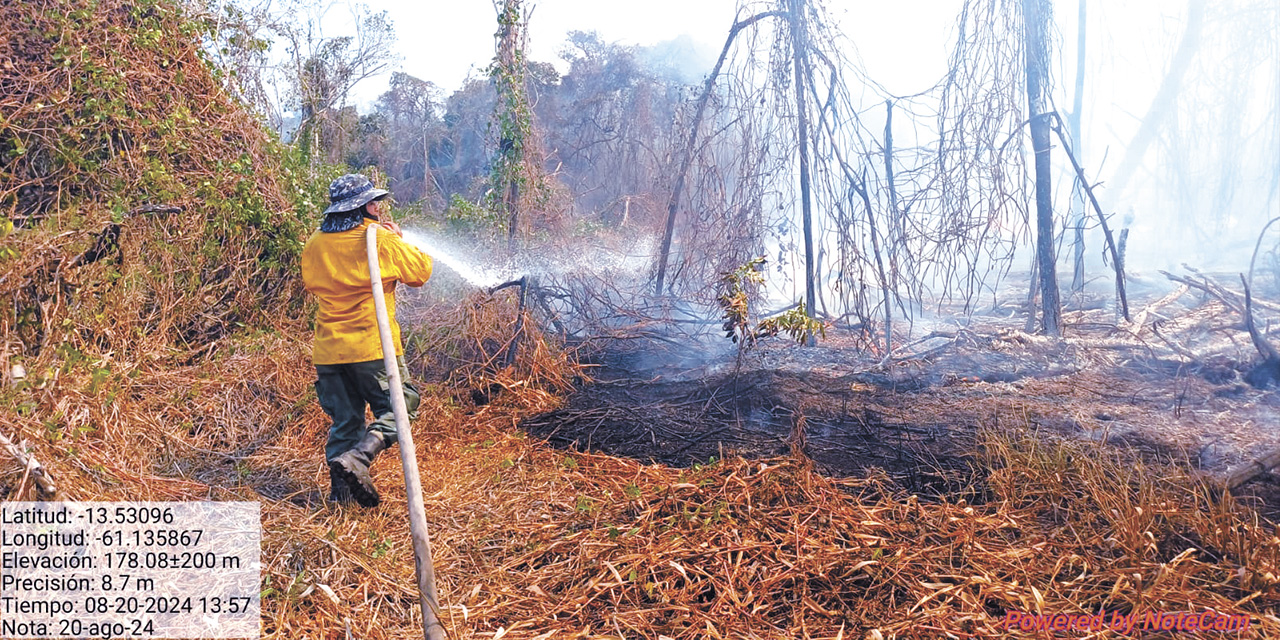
[399,290,578,397]
[4,298,1278,640]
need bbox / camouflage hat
[322,174,390,216]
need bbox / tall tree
[1069,0,1087,293]
[791,0,817,337]
[366,72,444,206]
[490,0,532,250]
[1023,0,1061,335]
[652,10,785,296]
[276,2,398,167]
[546,32,668,224]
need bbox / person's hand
[381,221,403,238]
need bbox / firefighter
[301,174,433,507]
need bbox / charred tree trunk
[791,0,817,341]
[1070,0,1087,293]
[1049,114,1130,320]
[883,99,901,249]
[851,175,893,358]
[1024,0,1061,336]
[1116,228,1129,319]
[1024,253,1039,333]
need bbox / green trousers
[315,357,420,462]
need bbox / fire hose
[366,224,447,640]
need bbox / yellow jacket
[301,220,433,365]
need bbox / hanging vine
[486,0,551,250]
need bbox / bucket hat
[322,174,389,216]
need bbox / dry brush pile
[0,0,335,503]
[0,0,320,381]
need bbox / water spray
[399,226,654,362]
[401,227,656,289]
[401,230,512,288]
[400,229,553,364]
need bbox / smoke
[1073,0,1280,276]
[636,35,717,85]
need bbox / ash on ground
[520,280,1280,510]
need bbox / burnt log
[1239,274,1280,388]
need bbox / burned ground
[520,366,983,499]
[519,287,1280,521]
[4,286,1279,639]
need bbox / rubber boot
[329,431,387,507]
[327,467,354,505]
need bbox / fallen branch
[1226,448,1280,489]
[0,429,57,498]
[1188,265,1280,312]
[1048,113,1129,321]
[1150,320,1197,363]
[892,331,959,361]
[129,204,182,217]
[1130,283,1189,329]
[1160,271,1243,314]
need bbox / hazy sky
[346,0,964,102]
[308,0,1277,272]
[335,0,1187,187]
[337,0,1189,170]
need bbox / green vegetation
[0,0,328,374]
[717,256,824,347]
